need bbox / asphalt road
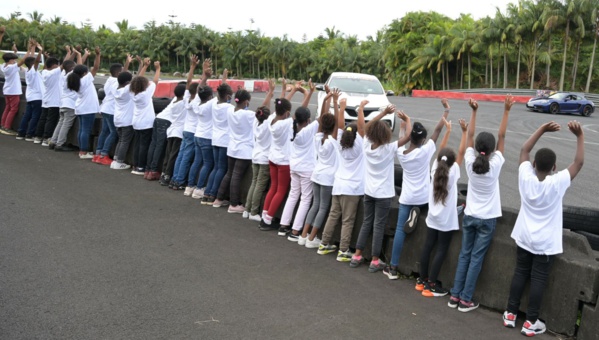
[0,137,555,339]
[249,89,599,211]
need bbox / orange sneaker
[91,154,101,163]
[415,277,426,291]
[99,155,113,165]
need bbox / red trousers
[1,95,20,129]
[263,162,291,218]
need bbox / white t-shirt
[332,130,365,196]
[167,91,191,139]
[75,73,99,115]
[184,94,202,133]
[464,148,505,219]
[252,115,274,165]
[1,63,22,95]
[114,84,133,127]
[60,70,77,109]
[25,67,44,102]
[156,97,177,121]
[211,101,233,148]
[100,76,118,114]
[131,81,156,129]
[397,139,436,205]
[194,97,217,139]
[41,67,62,108]
[426,161,461,231]
[363,137,397,198]
[227,108,255,160]
[311,133,339,186]
[268,117,293,165]
[290,120,319,172]
[511,162,571,255]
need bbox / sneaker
[159,175,170,186]
[111,161,131,170]
[457,203,465,216]
[415,277,426,291]
[242,211,249,219]
[503,311,517,328]
[48,142,55,150]
[131,167,145,175]
[41,139,49,146]
[99,156,113,166]
[383,265,399,280]
[191,187,204,199]
[349,255,364,268]
[33,137,42,144]
[403,207,421,234]
[259,219,278,231]
[249,214,262,222]
[368,260,386,273]
[277,226,291,236]
[15,135,24,140]
[298,235,308,246]
[184,186,196,197]
[91,155,101,163]
[25,136,34,141]
[1,128,18,136]
[172,181,185,190]
[79,152,94,159]
[448,296,460,309]
[317,243,338,255]
[458,300,479,312]
[201,196,215,205]
[336,250,354,262]
[521,319,546,337]
[287,233,299,242]
[422,282,448,297]
[212,199,230,208]
[228,205,245,214]
[54,145,76,152]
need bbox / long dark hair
[256,106,271,124]
[410,122,428,145]
[291,106,311,142]
[275,98,291,116]
[340,124,358,150]
[473,132,496,174]
[433,147,456,205]
[66,65,88,92]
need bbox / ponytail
[256,106,271,125]
[433,148,456,205]
[291,106,311,142]
[340,124,358,150]
[67,64,88,92]
[291,119,299,141]
[473,132,496,175]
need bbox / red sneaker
[99,156,113,165]
[91,155,101,163]
[147,171,160,181]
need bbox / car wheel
[550,103,559,114]
[572,230,599,251]
[563,205,599,235]
[582,105,593,117]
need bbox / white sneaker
[249,214,262,222]
[41,139,49,146]
[191,187,204,199]
[305,237,321,249]
[298,236,308,246]
[184,186,195,197]
[242,211,249,219]
[503,311,517,328]
[33,137,42,144]
[79,152,94,159]
[521,319,546,336]
[111,162,131,170]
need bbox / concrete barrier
[412,90,530,103]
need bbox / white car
[316,72,395,130]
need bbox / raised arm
[497,95,514,153]
[430,99,451,143]
[63,45,72,63]
[82,48,90,64]
[91,47,101,77]
[261,79,276,109]
[33,43,43,70]
[280,78,287,99]
[301,78,315,108]
[456,118,469,166]
[356,100,368,137]
[153,61,161,85]
[337,95,347,132]
[186,55,199,90]
[366,104,395,129]
[200,58,212,86]
[466,98,478,149]
[138,58,150,77]
[221,68,228,84]
[396,110,412,147]
[16,43,26,67]
[123,53,133,72]
[320,91,333,117]
[331,94,344,140]
[520,121,561,164]
[73,48,82,65]
[439,117,452,150]
[285,80,301,100]
[567,121,585,180]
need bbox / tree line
[2,0,599,94]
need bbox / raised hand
[12,43,17,53]
[324,84,330,94]
[65,45,71,52]
[331,88,341,101]
[542,121,561,133]
[441,98,450,110]
[459,118,468,132]
[396,110,409,122]
[443,117,452,132]
[153,61,160,69]
[568,120,583,137]
[360,99,370,107]
[190,54,199,68]
[36,43,43,51]
[135,55,142,63]
[383,104,396,115]
[340,98,347,106]
[94,46,101,55]
[268,79,275,93]
[143,58,151,67]
[75,44,82,52]
[0,26,5,35]
[504,94,515,111]
[308,78,315,92]
[126,53,133,64]
[43,51,50,58]
[84,48,90,56]
[202,58,211,72]
[468,98,478,111]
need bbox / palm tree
[542,0,562,88]
[324,26,341,40]
[27,11,44,23]
[569,0,593,90]
[450,14,478,89]
[115,19,134,33]
[586,12,599,92]
[522,0,545,89]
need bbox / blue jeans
[188,137,205,187]
[172,131,195,184]
[77,114,96,152]
[450,215,497,302]
[18,100,42,137]
[390,203,425,267]
[96,114,117,156]
[195,138,214,189]
[204,146,228,197]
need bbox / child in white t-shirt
[17,41,44,141]
[38,56,63,146]
[503,120,584,337]
[0,28,25,135]
[350,105,412,273]
[419,118,467,298]
[449,97,513,312]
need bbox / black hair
[410,122,428,145]
[197,85,213,102]
[24,57,35,69]
[275,98,291,116]
[320,112,335,135]
[365,120,392,146]
[109,63,123,77]
[189,83,199,96]
[174,84,186,98]
[62,60,75,73]
[2,52,18,62]
[216,83,233,102]
[534,148,556,173]
[255,106,271,124]
[129,75,149,95]
[234,89,251,106]
[472,131,496,175]
[433,147,456,205]
[45,57,59,69]
[340,123,358,150]
[291,106,311,142]
[67,64,89,92]
[117,71,133,86]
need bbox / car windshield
[548,93,568,100]
[328,77,384,95]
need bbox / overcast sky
[1,1,518,41]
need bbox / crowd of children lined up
[0,32,586,338]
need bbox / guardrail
[439,88,599,102]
